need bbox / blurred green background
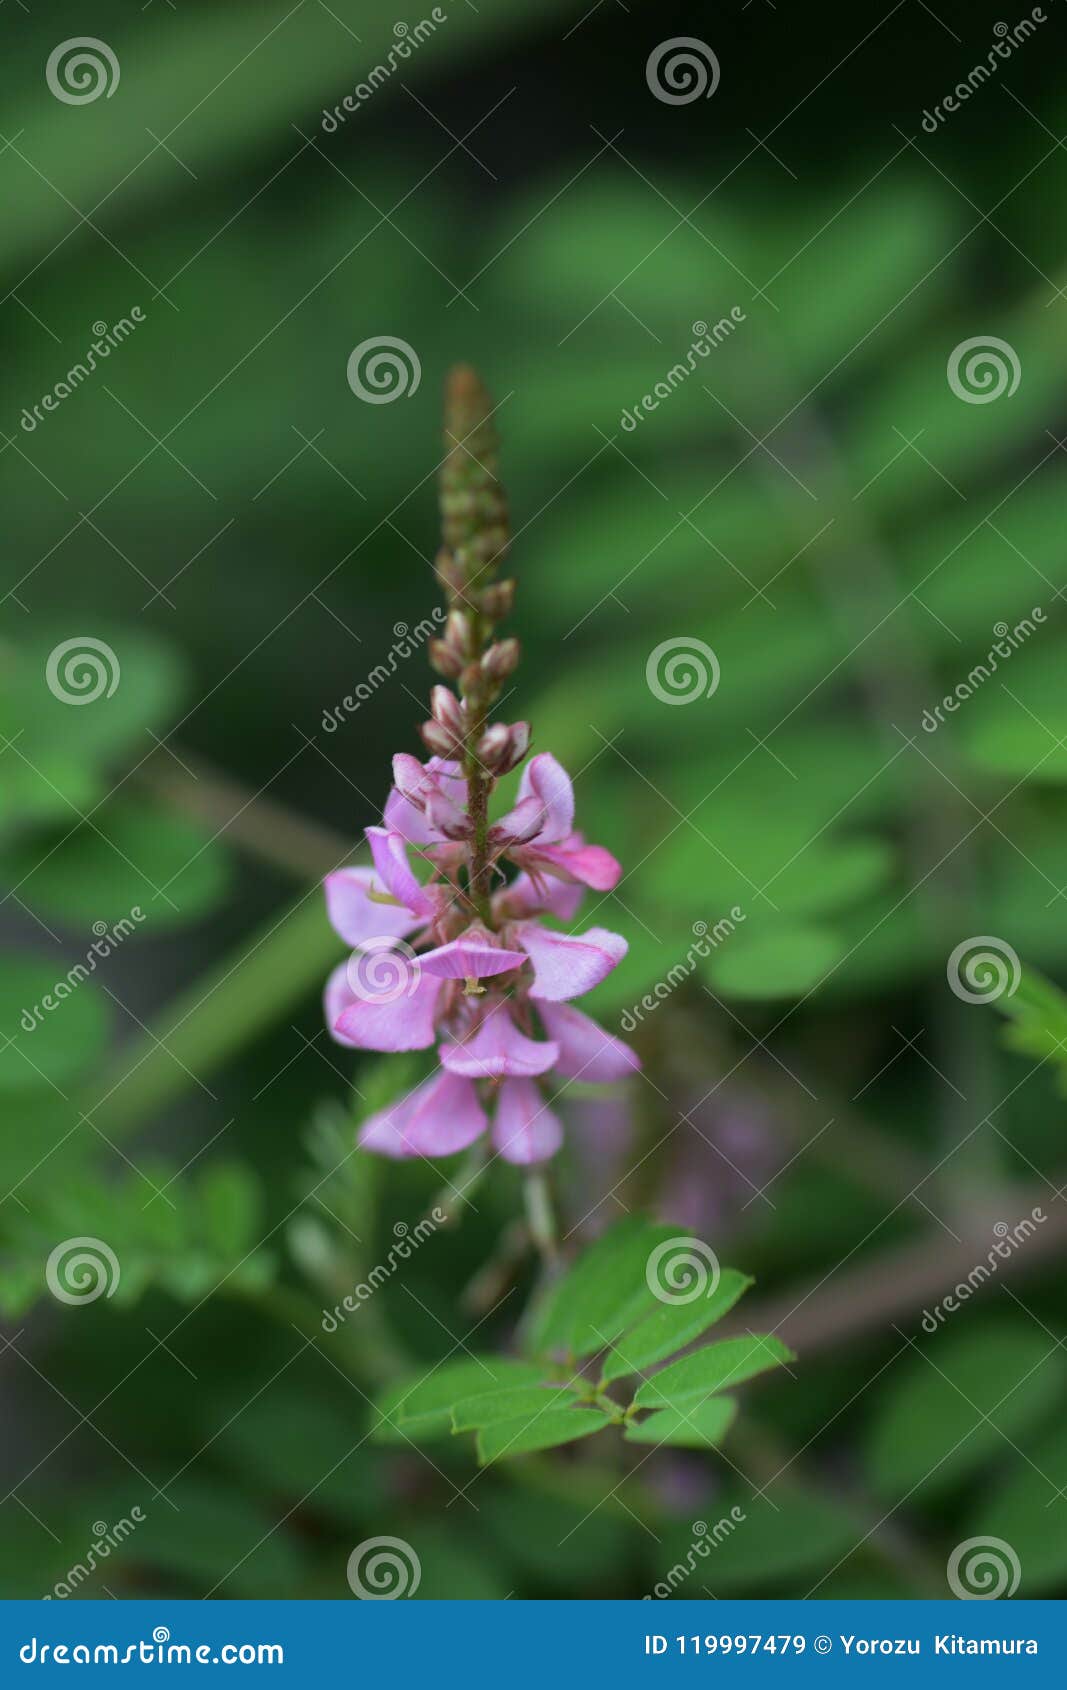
[3,0,1067,1600]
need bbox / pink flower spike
[419,934,527,980]
[517,753,575,844]
[359,1070,487,1159]
[536,1000,640,1082]
[440,1003,559,1079]
[518,923,628,1002]
[334,965,443,1051]
[492,1078,564,1165]
[324,867,421,948]
[365,827,436,919]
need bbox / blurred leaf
[706,920,846,1000]
[970,1422,1067,1592]
[0,955,109,1093]
[865,1322,1066,1501]
[2,799,229,928]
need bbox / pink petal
[324,867,421,947]
[490,794,547,846]
[518,923,628,1002]
[365,827,435,919]
[517,753,574,844]
[440,1003,559,1079]
[324,960,359,1048]
[419,935,527,980]
[334,962,442,1051]
[390,755,469,843]
[384,784,436,846]
[492,1078,564,1165]
[360,1071,487,1159]
[495,872,584,923]
[536,1000,640,1082]
[532,840,622,893]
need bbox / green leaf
[970,1422,1067,1592]
[0,956,109,1093]
[866,1322,1066,1502]
[633,1335,794,1410]
[601,1269,753,1382]
[451,1385,576,1432]
[476,1407,609,1465]
[3,800,229,929]
[625,1396,738,1448]
[706,921,846,1001]
[528,1217,678,1360]
[373,1357,547,1443]
[654,1486,857,1595]
[198,1162,262,1257]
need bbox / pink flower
[324,752,638,1164]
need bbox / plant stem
[523,1169,559,1267]
[84,890,344,1139]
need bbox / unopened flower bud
[430,685,465,737]
[446,610,473,657]
[434,547,467,598]
[482,638,520,683]
[419,719,458,758]
[476,723,511,768]
[498,721,530,774]
[429,639,464,679]
[480,579,516,621]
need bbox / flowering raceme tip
[322,367,638,1166]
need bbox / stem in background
[523,1168,560,1267]
[83,890,344,1139]
[431,1138,491,1225]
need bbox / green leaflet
[634,1335,795,1410]
[601,1270,753,1382]
[529,1216,679,1359]
[624,1397,738,1449]
[475,1407,609,1466]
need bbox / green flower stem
[83,890,344,1140]
[523,1168,559,1266]
[431,1138,491,1225]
